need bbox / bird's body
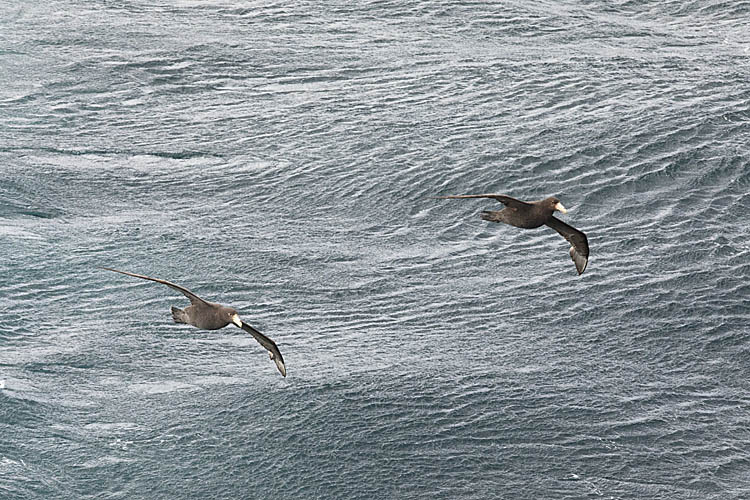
[433,193,589,275]
[479,198,549,229]
[102,267,287,376]
[170,303,234,330]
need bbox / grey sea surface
[2,1,750,498]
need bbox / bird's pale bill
[554,202,568,214]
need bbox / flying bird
[433,194,589,274]
[102,267,287,376]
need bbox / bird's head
[227,308,243,328]
[548,196,568,214]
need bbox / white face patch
[555,202,568,214]
[231,313,243,328]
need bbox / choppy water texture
[2,1,750,498]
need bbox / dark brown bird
[102,267,286,376]
[433,194,589,274]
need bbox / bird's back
[483,203,551,229]
[185,302,232,330]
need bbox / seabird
[102,267,287,376]
[433,194,589,274]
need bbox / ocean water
[2,1,750,498]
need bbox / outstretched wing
[240,321,287,377]
[432,193,530,209]
[101,267,210,306]
[544,217,589,275]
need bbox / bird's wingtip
[570,247,588,275]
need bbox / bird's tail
[480,210,503,223]
[171,306,188,324]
